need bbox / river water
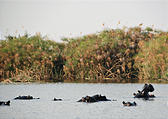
[0,83,168,119]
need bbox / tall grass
[0,27,168,83]
[135,31,168,82]
[0,34,65,82]
[63,27,148,83]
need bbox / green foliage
[63,27,147,83]
[1,27,168,83]
[0,34,65,82]
[135,33,168,82]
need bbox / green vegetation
[0,34,65,82]
[135,31,168,83]
[0,27,168,83]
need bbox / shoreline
[1,79,168,84]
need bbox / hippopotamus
[133,91,155,98]
[77,94,111,103]
[122,101,137,106]
[14,95,40,100]
[0,101,10,106]
[53,98,62,101]
[133,84,155,99]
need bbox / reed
[0,27,168,83]
[135,31,168,83]
[63,27,168,83]
[0,33,65,82]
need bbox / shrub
[0,34,65,82]
[62,27,151,83]
[135,32,168,82]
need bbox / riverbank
[1,78,168,84]
[0,26,168,83]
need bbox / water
[0,0,168,41]
[0,83,168,119]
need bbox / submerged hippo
[14,95,40,100]
[122,101,137,106]
[53,98,62,101]
[77,94,111,103]
[0,101,10,106]
[133,92,155,98]
[133,84,155,99]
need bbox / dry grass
[1,27,168,83]
[0,34,65,82]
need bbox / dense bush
[135,31,168,83]
[0,34,65,82]
[0,27,168,83]
[63,27,152,83]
